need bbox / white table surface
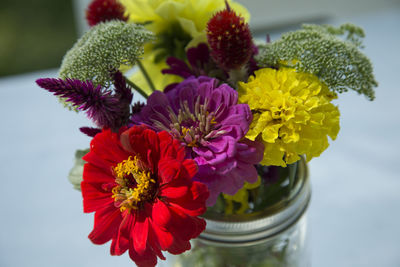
[0,7,399,267]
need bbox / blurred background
[0,1,77,77]
[1,0,399,77]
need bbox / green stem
[227,65,249,89]
[137,60,156,92]
[125,78,148,99]
[288,160,298,195]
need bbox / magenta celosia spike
[36,72,132,130]
[79,127,102,137]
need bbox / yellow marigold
[238,68,340,167]
[120,0,249,94]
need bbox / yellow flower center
[112,156,156,211]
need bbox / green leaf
[68,148,89,190]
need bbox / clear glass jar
[163,158,310,267]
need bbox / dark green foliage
[0,1,77,76]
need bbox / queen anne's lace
[59,20,153,88]
[256,24,377,100]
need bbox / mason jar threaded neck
[199,157,310,245]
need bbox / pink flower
[133,77,264,205]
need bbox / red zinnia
[86,0,127,27]
[81,126,209,267]
[206,1,253,70]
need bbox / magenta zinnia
[81,126,209,267]
[133,76,264,205]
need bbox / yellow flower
[223,177,261,215]
[120,0,249,94]
[238,68,340,167]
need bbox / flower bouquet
[36,0,377,266]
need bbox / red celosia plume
[86,0,127,27]
[206,1,253,70]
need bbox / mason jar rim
[199,158,310,245]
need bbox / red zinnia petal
[167,205,204,241]
[128,245,157,267]
[166,235,191,255]
[81,182,114,213]
[83,128,130,171]
[118,211,135,238]
[82,163,114,184]
[81,164,115,213]
[88,203,122,244]
[160,180,190,200]
[110,231,129,256]
[158,131,185,161]
[149,220,174,251]
[132,210,149,256]
[182,159,198,178]
[121,125,160,171]
[157,159,182,184]
[146,225,166,260]
[82,127,209,266]
[167,181,209,216]
[151,200,171,229]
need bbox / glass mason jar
[163,157,310,267]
